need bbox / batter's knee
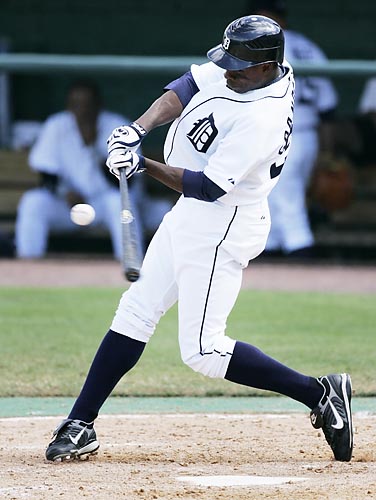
[180,335,236,379]
[110,286,173,344]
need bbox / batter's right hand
[107,122,148,156]
[106,151,145,180]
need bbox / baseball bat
[119,168,141,282]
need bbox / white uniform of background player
[250,1,338,255]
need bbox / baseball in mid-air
[70,203,96,226]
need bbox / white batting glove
[106,151,146,180]
[107,121,148,156]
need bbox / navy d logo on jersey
[187,113,218,153]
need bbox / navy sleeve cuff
[183,170,226,202]
[164,71,199,108]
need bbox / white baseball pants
[111,196,270,379]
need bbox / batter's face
[224,64,276,93]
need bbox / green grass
[0,287,374,397]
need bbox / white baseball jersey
[164,61,294,207]
[111,60,295,381]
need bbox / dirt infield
[1,258,375,499]
[1,413,375,499]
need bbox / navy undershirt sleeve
[164,71,199,108]
[183,170,226,202]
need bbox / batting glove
[107,121,148,156]
[106,151,146,180]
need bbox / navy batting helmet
[207,15,284,71]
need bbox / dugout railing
[0,54,376,76]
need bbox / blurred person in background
[15,80,170,260]
[246,0,339,259]
[330,77,376,169]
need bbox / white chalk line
[0,411,374,423]
[176,475,307,487]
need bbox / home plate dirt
[0,413,375,499]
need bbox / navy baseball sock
[225,341,323,409]
[68,329,145,423]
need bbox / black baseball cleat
[310,373,353,462]
[46,419,99,462]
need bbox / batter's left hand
[107,122,148,156]
[106,151,145,180]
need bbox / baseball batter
[46,16,353,463]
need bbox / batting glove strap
[138,154,146,172]
[129,121,148,139]
[107,122,148,156]
[106,151,145,180]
